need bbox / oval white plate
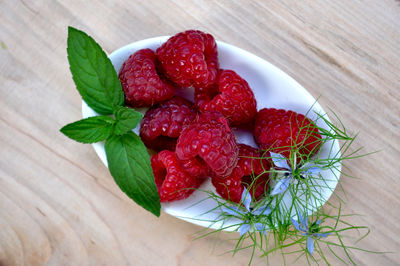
[82,37,341,231]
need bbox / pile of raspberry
[119,30,321,203]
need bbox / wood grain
[0,0,399,265]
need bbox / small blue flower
[291,214,329,255]
[221,188,272,236]
[269,152,322,196]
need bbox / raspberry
[156,30,219,89]
[140,96,197,151]
[176,112,239,177]
[195,69,257,126]
[212,144,270,203]
[254,108,322,161]
[194,83,218,112]
[151,150,207,202]
[118,48,175,107]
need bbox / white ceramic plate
[82,36,341,231]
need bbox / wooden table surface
[1,1,399,265]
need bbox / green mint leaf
[67,26,124,115]
[105,132,161,216]
[60,116,115,143]
[113,106,144,135]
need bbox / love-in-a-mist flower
[269,152,322,196]
[291,214,329,255]
[221,188,272,236]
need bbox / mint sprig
[61,26,161,217]
[67,27,124,115]
[60,116,115,143]
[105,132,160,216]
[113,106,143,135]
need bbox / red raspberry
[156,30,219,89]
[212,144,270,203]
[254,108,322,161]
[194,83,218,112]
[151,150,207,202]
[118,48,175,107]
[140,96,197,151]
[176,153,211,179]
[176,112,239,178]
[195,69,257,126]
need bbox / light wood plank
[0,0,399,265]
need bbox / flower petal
[239,223,250,236]
[241,188,252,212]
[298,213,304,224]
[291,218,301,231]
[300,214,308,229]
[252,206,272,216]
[314,233,329,238]
[270,152,291,170]
[254,223,265,231]
[221,206,243,216]
[304,166,322,175]
[270,177,291,196]
[307,236,314,255]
